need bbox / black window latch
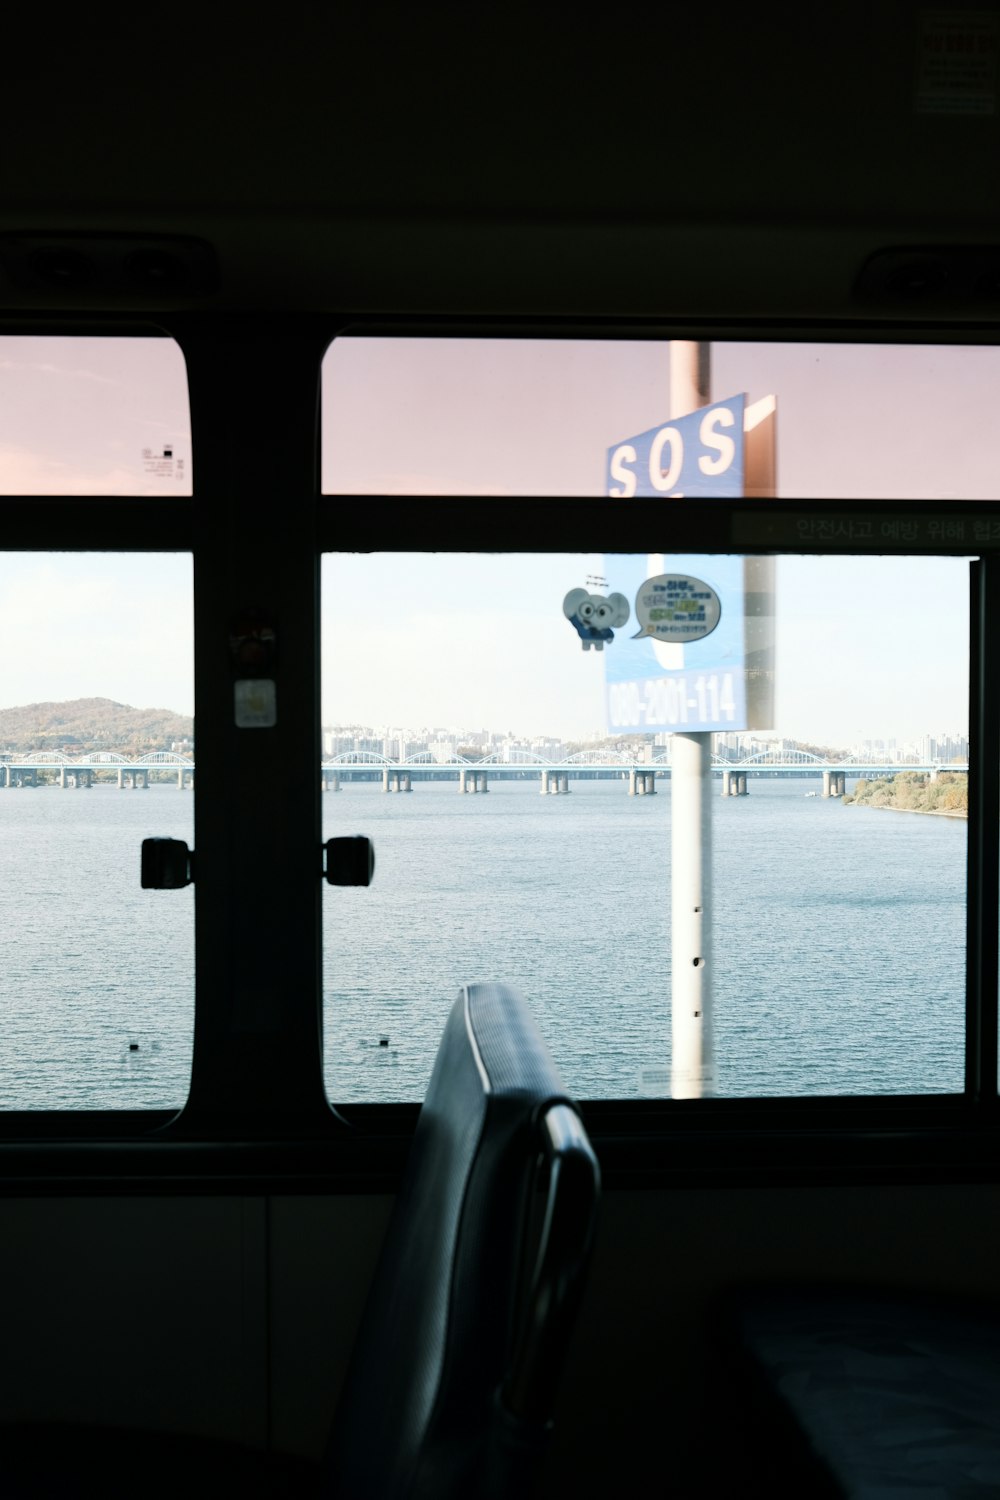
[324,836,375,887]
[141,837,194,889]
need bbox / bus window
[319,336,980,1101]
[320,550,968,1102]
[0,336,191,497]
[321,337,1000,502]
[0,553,194,1108]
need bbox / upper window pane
[321,337,1000,501]
[0,337,191,496]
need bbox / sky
[0,551,193,717]
[0,336,989,745]
[321,551,969,747]
[0,338,191,495]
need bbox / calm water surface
[0,778,966,1108]
[0,784,194,1109]
[323,777,966,1102]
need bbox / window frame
[0,313,997,1193]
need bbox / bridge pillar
[930,766,939,783]
[382,768,390,793]
[80,770,92,789]
[402,773,411,792]
[559,775,568,794]
[136,770,148,789]
[721,770,731,797]
[118,768,125,789]
[628,769,636,796]
[647,772,656,795]
[540,770,549,795]
[738,774,748,796]
[59,768,67,788]
[636,775,647,796]
[822,770,832,798]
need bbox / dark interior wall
[1,10,997,321]
[2,1181,996,1481]
[0,1197,269,1444]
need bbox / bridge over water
[0,750,194,789]
[0,747,968,798]
[317,747,969,798]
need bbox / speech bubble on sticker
[632,574,721,644]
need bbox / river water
[0,778,967,1109]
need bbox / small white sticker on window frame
[234,679,277,728]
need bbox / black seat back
[324,981,600,1499]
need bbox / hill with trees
[0,698,193,755]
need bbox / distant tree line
[844,771,967,817]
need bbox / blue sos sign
[606,393,745,499]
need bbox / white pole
[670,342,715,1099]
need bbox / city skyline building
[321,721,968,764]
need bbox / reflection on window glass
[0,554,194,1108]
[321,337,1000,501]
[321,552,968,1102]
[0,337,191,496]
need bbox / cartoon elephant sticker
[563,589,631,651]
